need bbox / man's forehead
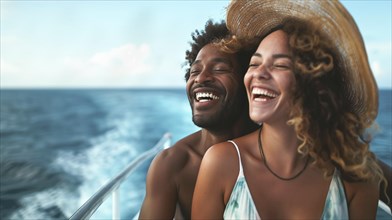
[192,44,237,66]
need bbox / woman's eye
[273,63,291,70]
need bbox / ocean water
[0,89,391,220]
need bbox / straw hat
[226,0,378,121]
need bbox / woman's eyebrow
[272,54,292,59]
[251,53,292,60]
[252,52,262,58]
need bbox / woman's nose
[254,64,271,80]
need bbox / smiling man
[138,20,258,219]
[187,44,248,130]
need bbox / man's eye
[248,63,259,68]
[190,70,200,75]
[213,68,229,72]
[213,64,231,72]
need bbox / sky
[1,0,391,89]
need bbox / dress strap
[227,140,244,178]
[320,168,349,219]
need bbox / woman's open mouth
[252,87,278,102]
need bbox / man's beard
[192,111,228,129]
[191,94,246,130]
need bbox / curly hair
[184,19,252,81]
[222,19,387,197]
[281,21,386,189]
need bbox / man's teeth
[196,92,219,102]
[252,88,278,98]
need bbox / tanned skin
[139,42,258,219]
[192,29,383,219]
[139,20,391,219]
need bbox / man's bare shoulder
[149,131,201,175]
[140,132,202,219]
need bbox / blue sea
[0,89,391,220]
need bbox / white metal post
[112,188,120,220]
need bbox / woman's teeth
[252,88,278,100]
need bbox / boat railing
[69,131,391,219]
[69,132,172,220]
[379,200,392,216]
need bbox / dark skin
[139,28,391,220]
[139,44,392,219]
[139,44,258,219]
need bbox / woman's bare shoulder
[198,141,241,196]
[204,141,238,164]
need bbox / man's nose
[195,69,213,83]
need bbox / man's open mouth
[195,92,220,103]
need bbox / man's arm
[348,180,379,219]
[139,150,178,219]
[378,159,392,211]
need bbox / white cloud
[1,59,20,74]
[1,42,187,88]
[371,60,392,88]
[371,61,382,77]
[88,44,151,74]
[0,59,23,87]
[365,41,392,88]
[61,43,152,86]
[365,41,392,54]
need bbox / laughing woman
[192,1,387,219]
